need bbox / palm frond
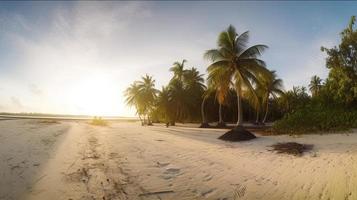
[239,44,268,58]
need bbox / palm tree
[183,67,206,121]
[170,59,187,82]
[168,78,187,125]
[204,25,270,140]
[137,75,158,125]
[156,86,172,124]
[124,82,145,125]
[124,75,158,125]
[200,87,215,128]
[309,75,322,97]
[279,86,309,113]
[259,71,284,124]
[207,68,230,127]
[183,67,205,91]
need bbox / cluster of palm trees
[125,25,285,137]
[124,75,158,125]
[125,60,206,125]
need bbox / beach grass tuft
[90,117,108,126]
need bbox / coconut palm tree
[259,71,284,124]
[309,75,322,97]
[137,75,158,125]
[183,67,205,91]
[170,59,187,82]
[183,67,206,121]
[156,86,172,125]
[207,67,231,127]
[124,75,158,125]
[279,86,309,113]
[204,25,270,140]
[124,82,146,125]
[168,78,187,125]
[200,87,215,128]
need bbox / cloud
[10,97,23,108]
[28,84,43,96]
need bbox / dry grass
[37,120,60,124]
[269,142,313,156]
[90,117,108,126]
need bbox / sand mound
[218,126,256,141]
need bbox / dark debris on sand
[269,142,313,156]
[218,126,256,141]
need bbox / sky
[0,1,356,117]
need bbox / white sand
[1,119,357,199]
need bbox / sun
[68,73,120,116]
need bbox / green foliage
[277,86,310,114]
[321,16,357,105]
[124,74,158,124]
[273,104,357,134]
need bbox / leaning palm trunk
[255,109,260,124]
[138,115,144,126]
[262,98,269,123]
[201,98,207,123]
[217,104,226,127]
[147,114,153,126]
[143,114,146,126]
[199,98,210,128]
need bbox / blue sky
[0,1,355,116]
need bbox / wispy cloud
[10,97,23,109]
[28,84,43,96]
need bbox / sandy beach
[1,119,357,200]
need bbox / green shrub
[272,104,357,134]
[90,117,108,126]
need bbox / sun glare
[68,74,120,116]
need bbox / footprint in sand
[201,188,215,197]
[108,152,119,159]
[203,174,213,182]
[156,161,170,168]
[161,167,181,180]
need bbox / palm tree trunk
[262,98,269,123]
[255,109,260,124]
[199,98,210,128]
[147,114,152,125]
[236,91,243,127]
[219,104,223,123]
[138,114,143,126]
[201,98,207,123]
